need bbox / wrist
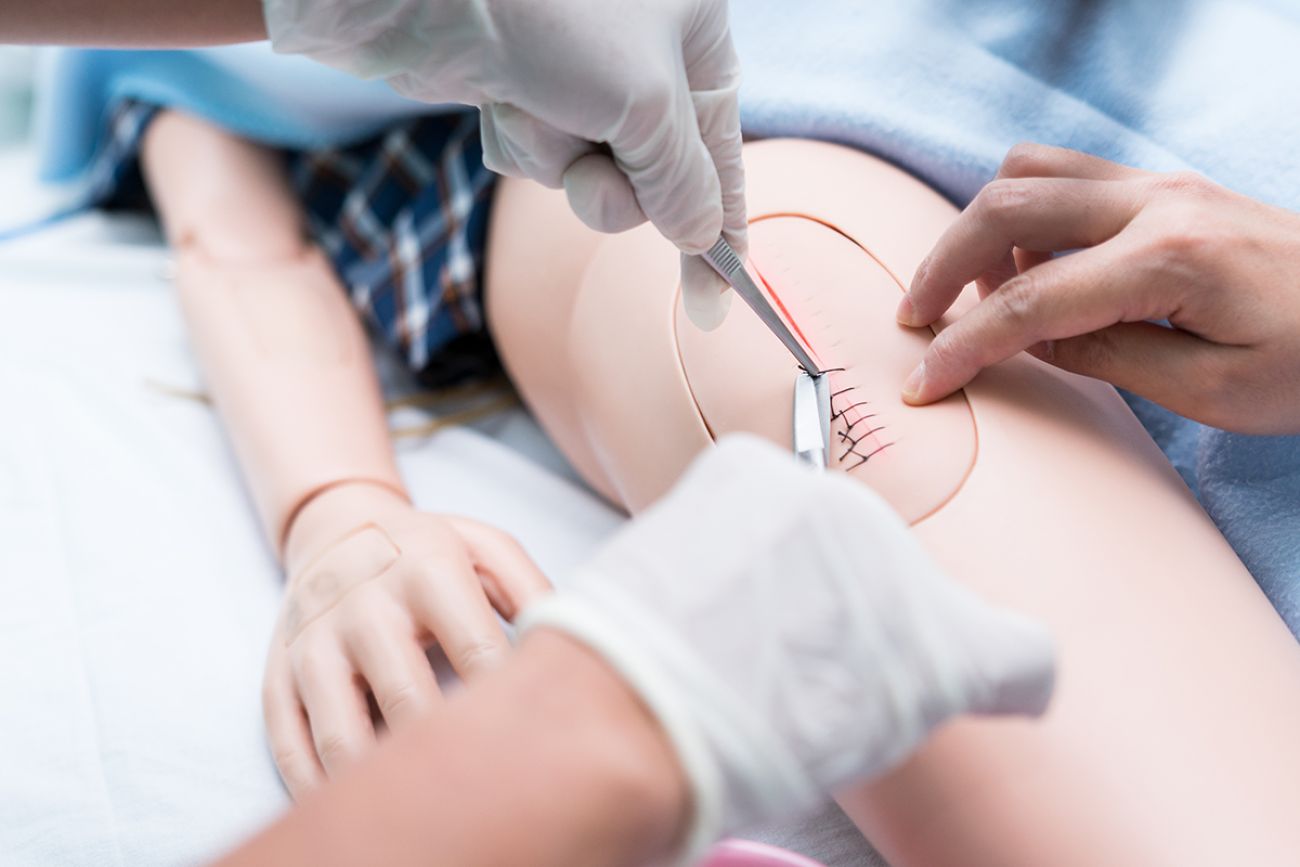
[282,478,410,572]
[509,630,691,864]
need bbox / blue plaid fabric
[95,102,498,386]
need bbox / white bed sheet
[0,201,877,866]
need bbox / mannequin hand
[898,143,1300,434]
[262,0,747,329]
[264,482,551,796]
[521,435,1055,861]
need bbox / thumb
[680,252,735,330]
[951,597,1056,718]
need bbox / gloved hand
[263,481,551,796]
[520,435,1055,862]
[263,0,747,329]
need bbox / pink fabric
[699,838,826,867]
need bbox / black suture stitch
[831,401,869,420]
[837,425,885,443]
[842,413,877,433]
[844,442,895,472]
[826,376,891,469]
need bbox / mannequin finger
[346,613,441,730]
[902,178,1141,327]
[480,104,593,189]
[407,563,513,678]
[291,638,375,775]
[563,152,649,233]
[444,517,553,620]
[262,660,325,798]
[903,244,1166,404]
[994,142,1150,182]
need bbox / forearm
[215,630,689,867]
[141,112,405,554]
[0,0,265,46]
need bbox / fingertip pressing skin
[896,146,1163,404]
[895,292,918,328]
[900,358,928,404]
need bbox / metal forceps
[700,237,831,469]
[700,237,823,377]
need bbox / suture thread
[828,382,895,471]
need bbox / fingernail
[896,292,916,326]
[901,361,926,402]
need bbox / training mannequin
[485,140,1300,865]
[139,107,1299,865]
[139,110,1061,867]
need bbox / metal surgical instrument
[793,370,832,470]
[700,237,823,377]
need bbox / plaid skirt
[96,102,498,387]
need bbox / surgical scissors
[793,370,832,470]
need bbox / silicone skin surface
[487,139,1300,866]
[676,216,976,523]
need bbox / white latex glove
[263,0,746,329]
[519,435,1055,863]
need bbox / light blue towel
[34,45,435,183]
[32,0,1300,634]
[728,0,1300,636]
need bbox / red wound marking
[754,267,821,366]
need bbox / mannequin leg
[485,139,1300,866]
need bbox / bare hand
[263,483,551,796]
[897,143,1300,434]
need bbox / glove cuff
[520,593,723,865]
[519,584,819,865]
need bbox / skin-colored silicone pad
[675,216,976,524]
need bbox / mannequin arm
[140,111,552,794]
[0,0,264,46]
[213,631,688,867]
[140,111,405,554]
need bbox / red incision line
[754,267,822,368]
[754,262,896,467]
